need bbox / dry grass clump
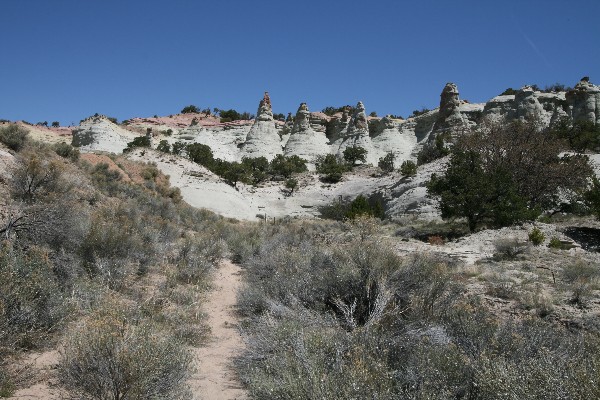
[561,261,600,307]
[493,237,529,260]
[59,305,193,400]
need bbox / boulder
[240,92,283,161]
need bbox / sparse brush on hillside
[0,141,223,398]
[234,221,600,399]
[0,124,29,151]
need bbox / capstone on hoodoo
[240,92,283,161]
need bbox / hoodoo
[284,102,330,164]
[241,92,283,161]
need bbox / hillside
[2,76,600,398]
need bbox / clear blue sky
[1,0,598,126]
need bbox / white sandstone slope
[240,92,283,161]
[370,116,418,167]
[72,115,139,153]
[284,103,330,165]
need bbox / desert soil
[188,260,247,400]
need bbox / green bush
[123,135,151,152]
[181,105,199,114]
[59,313,192,400]
[378,152,395,173]
[171,141,186,155]
[528,227,545,246]
[157,139,171,153]
[0,124,29,151]
[52,142,80,161]
[427,120,592,231]
[400,159,417,177]
[186,143,214,167]
[548,236,565,249]
[342,146,367,166]
[316,154,348,183]
[269,155,307,178]
[410,107,431,117]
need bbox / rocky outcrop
[432,83,472,134]
[370,116,417,167]
[325,107,351,143]
[483,86,568,126]
[72,115,137,153]
[240,92,283,161]
[566,77,600,124]
[514,85,544,120]
[284,103,330,163]
[335,102,378,164]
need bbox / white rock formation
[484,86,568,126]
[370,116,418,167]
[566,77,600,124]
[283,103,330,164]
[335,102,378,164]
[240,92,283,161]
[432,83,468,132]
[72,115,138,153]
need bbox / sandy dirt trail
[189,260,247,400]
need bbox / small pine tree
[378,152,395,173]
[400,160,417,177]
[343,146,368,166]
[156,140,171,153]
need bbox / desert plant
[428,119,592,231]
[52,142,80,161]
[316,154,348,183]
[378,152,395,173]
[417,134,449,165]
[123,136,151,152]
[343,146,367,166]
[528,227,545,246]
[181,105,200,114]
[171,141,186,155]
[400,160,417,177]
[59,313,193,400]
[186,143,214,167]
[269,155,307,178]
[0,124,29,151]
[493,238,529,260]
[10,151,67,203]
[0,244,66,350]
[284,178,298,195]
[156,139,171,153]
[548,236,565,249]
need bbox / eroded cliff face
[72,77,599,165]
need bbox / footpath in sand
[189,260,247,400]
